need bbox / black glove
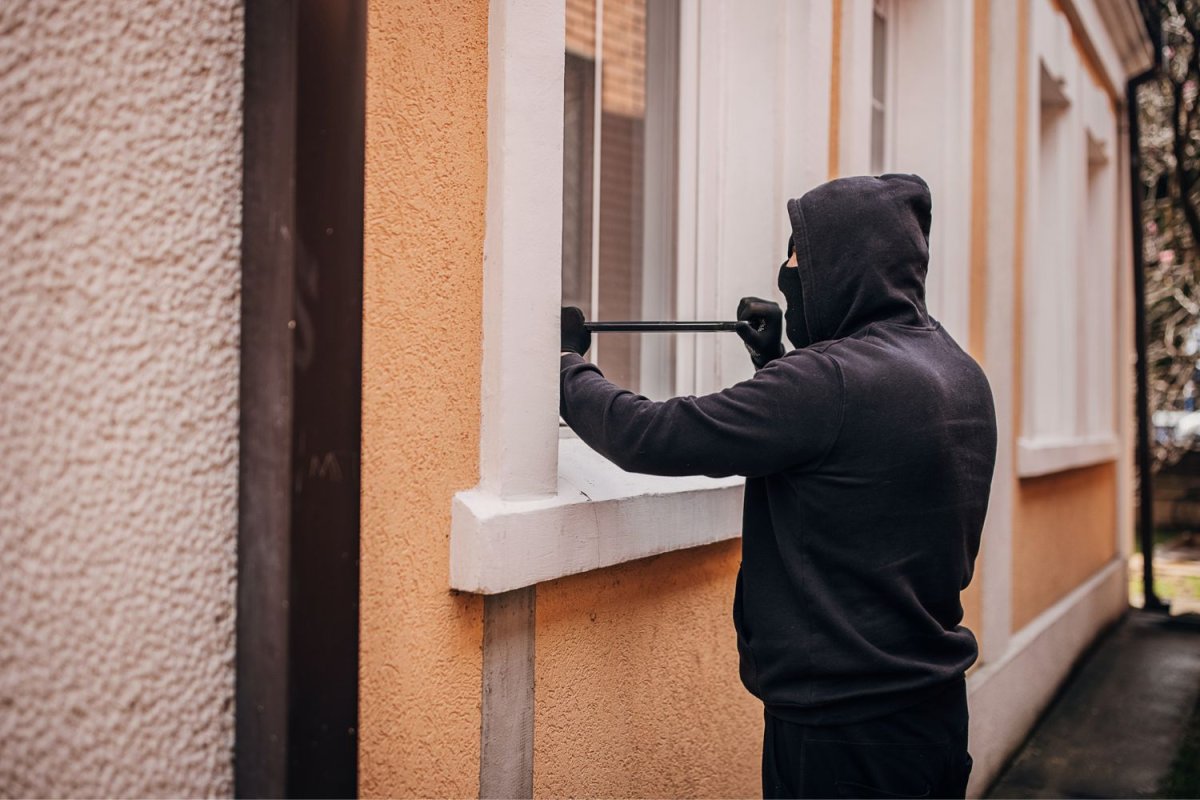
[561,306,591,356]
[735,296,784,369]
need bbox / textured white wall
[0,2,243,796]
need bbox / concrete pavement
[986,611,1200,798]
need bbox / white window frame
[838,0,975,347]
[451,0,833,594]
[1016,0,1121,477]
[561,0,683,399]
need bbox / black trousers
[762,679,972,799]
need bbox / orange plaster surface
[827,0,843,179]
[533,540,762,798]
[359,0,489,795]
[962,562,983,648]
[1012,462,1118,631]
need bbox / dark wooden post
[237,2,366,796]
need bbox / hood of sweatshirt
[779,174,933,349]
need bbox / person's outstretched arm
[559,346,845,479]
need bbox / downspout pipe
[1127,0,1167,612]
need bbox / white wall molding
[480,0,565,499]
[1016,434,1120,477]
[1115,90,1136,561]
[979,0,1020,667]
[1092,0,1154,76]
[687,0,833,396]
[1062,0,1153,95]
[888,0,975,344]
[965,557,1128,797]
[452,440,743,594]
[837,0,875,177]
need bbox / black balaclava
[778,174,933,350]
[778,239,809,350]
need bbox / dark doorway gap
[237,2,365,797]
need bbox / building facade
[0,0,1154,797]
[368,0,1151,796]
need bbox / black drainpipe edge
[1127,0,1168,612]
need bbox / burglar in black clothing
[559,174,997,799]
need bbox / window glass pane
[561,0,679,399]
[870,8,887,174]
[872,10,887,105]
[871,106,885,177]
[563,1,596,318]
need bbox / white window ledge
[450,437,744,594]
[1016,434,1119,478]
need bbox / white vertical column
[778,0,832,207]
[588,0,604,367]
[891,0,974,342]
[838,0,876,176]
[674,0,700,395]
[480,0,565,499]
[691,0,725,397]
[979,0,1022,666]
[1115,88,1135,563]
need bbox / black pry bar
[584,320,742,333]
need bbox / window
[452,0,833,594]
[1017,0,1119,476]
[1082,115,1116,442]
[562,0,680,399]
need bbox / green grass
[1128,530,1200,605]
[1132,527,1180,554]
[1159,685,1200,798]
[1128,574,1200,604]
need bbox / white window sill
[1016,434,1119,478]
[449,437,745,594]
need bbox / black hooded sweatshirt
[559,174,997,724]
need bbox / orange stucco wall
[533,540,762,797]
[962,566,983,645]
[359,0,489,795]
[1011,463,1117,631]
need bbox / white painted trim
[1092,0,1154,76]
[778,0,833,201]
[1115,97,1135,561]
[689,0,724,397]
[838,0,875,177]
[1061,0,1124,91]
[978,0,1020,667]
[698,0,833,391]
[481,0,565,499]
[674,0,700,396]
[1061,0,1149,90]
[451,440,743,594]
[1016,434,1120,477]
[587,0,604,367]
[885,0,975,344]
[965,557,1127,797]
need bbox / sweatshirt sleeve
[559,351,845,478]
